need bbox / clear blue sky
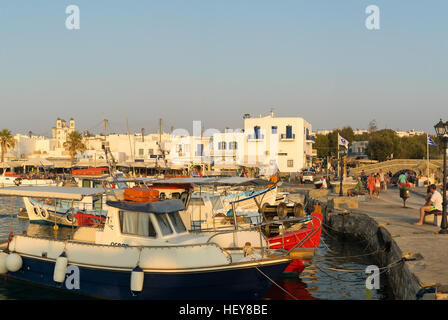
[0,1,447,136]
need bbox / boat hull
[268,211,323,273]
[5,256,290,300]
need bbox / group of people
[348,169,390,199]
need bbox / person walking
[379,169,386,191]
[367,173,376,200]
[375,173,381,198]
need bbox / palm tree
[0,129,16,163]
[63,131,86,165]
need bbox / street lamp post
[434,119,448,234]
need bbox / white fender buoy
[6,252,23,272]
[0,252,8,274]
[53,252,68,283]
[130,265,144,295]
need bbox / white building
[395,129,425,138]
[11,134,57,160]
[243,112,315,173]
[211,130,246,167]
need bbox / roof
[106,199,185,213]
[0,186,106,200]
[147,177,273,186]
[22,158,54,166]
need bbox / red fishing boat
[268,207,323,273]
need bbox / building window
[286,126,293,139]
[287,159,294,167]
[138,149,144,156]
[254,126,261,139]
[272,126,277,134]
[218,142,226,150]
[148,149,154,155]
[196,144,204,156]
[229,141,238,150]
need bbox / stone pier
[287,185,448,300]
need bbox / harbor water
[0,196,393,300]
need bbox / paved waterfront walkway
[342,186,448,290]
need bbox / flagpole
[427,133,430,183]
[337,134,340,179]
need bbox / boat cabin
[74,198,268,250]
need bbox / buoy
[130,265,144,295]
[6,252,23,272]
[0,252,8,274]
[53,252,68,283]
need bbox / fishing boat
[5,186,108,227]
[0,171,58,187]
[0,186,293,300]
[129,177,322,274]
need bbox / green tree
[366,129,401,161]
[0,129,16,163]
[314,134,330,158]
[400,135,426,159]
[63,131,87,165]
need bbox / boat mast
[126,117,135,177]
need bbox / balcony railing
[248,134,265,141]
[280,133,295,140]
[306,135,315,142]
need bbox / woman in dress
[367,173,376,200]
[375,173,381,198]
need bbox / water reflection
[264,231,393,300]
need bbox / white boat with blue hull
[0,187,292,300]
[10,187,109,227]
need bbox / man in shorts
[414,184,442,225]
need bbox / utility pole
[103,118,107,141]
[159,118,162,145]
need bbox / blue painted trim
[229,186,276,204]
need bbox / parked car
[302,171,314,183]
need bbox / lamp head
[434,119,446,137]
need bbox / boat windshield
[155,214,174,236]
[167,212,187,233]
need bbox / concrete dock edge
[306,196,424,300]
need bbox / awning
[22,158,54,167]
[0,186,106,200]
[213,164,241,170]
[0,162,19,168]
[148,177,272,186]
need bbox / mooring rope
[316,258,404,274]
[255,266,299,300]
[312,264,365,283]
[317,238,386,260]
[312,258,404,284]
